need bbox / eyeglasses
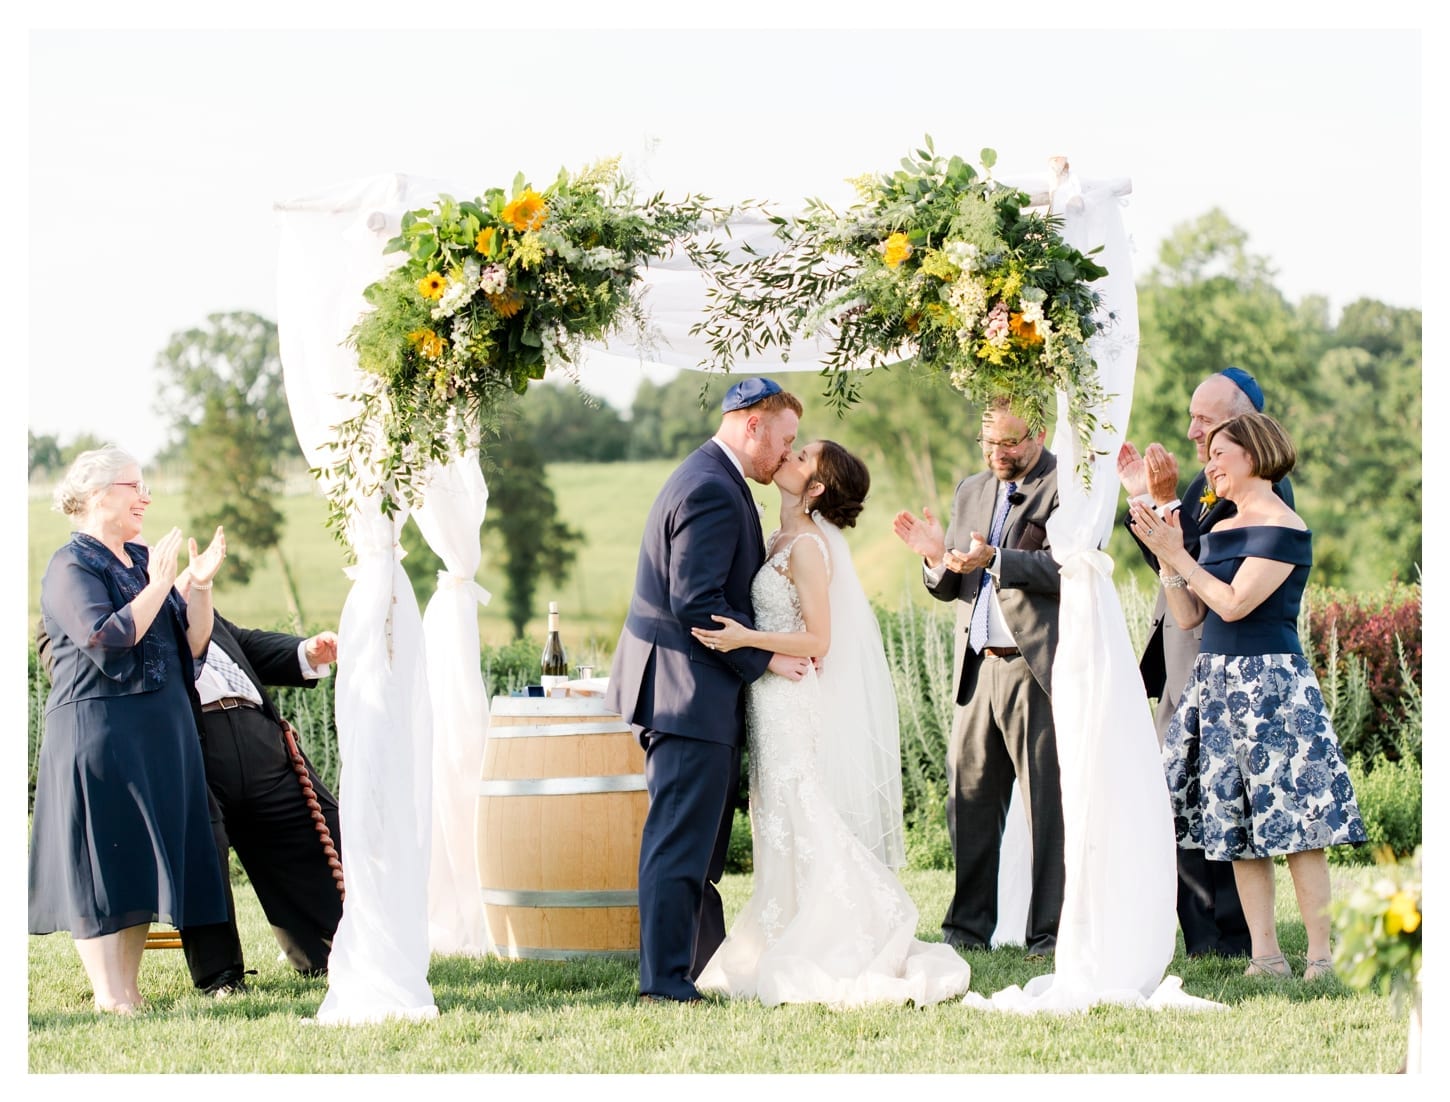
[976,434,1029,452]
[113,480,151,497]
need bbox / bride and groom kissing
[605,377,973,1007]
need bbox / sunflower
[417,272,447,300]
[1386,890,1421,936]
[1008,312,1042,345]
[406,328,448,359]
[487,290,524,319]
[502,189,548,232]
[475,226,497,255]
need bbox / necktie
[968,481,1017,652]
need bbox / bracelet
[1184,565,1201,587]
[1160,573,1187,589]
[189,581,213,591]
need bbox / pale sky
[20,13,1430,463]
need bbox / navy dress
[29,533,228,938]
[1163,526,1367,861]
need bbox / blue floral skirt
[1163,652,1367,861]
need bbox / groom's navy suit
[607,440,773,1000]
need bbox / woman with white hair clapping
[29,446,229,1013]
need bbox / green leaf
[512,171,526,197]
[415,233,438,261]
[980,148,998,169]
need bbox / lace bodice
[750,531,829,635]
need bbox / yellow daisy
[417,272,447,301]
[882,232,912,269]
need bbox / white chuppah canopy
[273,162,1207,1022]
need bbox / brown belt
[201,696,261,713]
[981,646,1021,658]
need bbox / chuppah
[272,142,1219,1021]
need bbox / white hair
[52,445,138,520]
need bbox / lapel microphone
[1007,491,1026,505]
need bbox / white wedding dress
[695,532,973,1008]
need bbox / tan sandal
[1244,953,1291,978]
[1303,957,1335,982]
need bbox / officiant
[893,399,1065,957]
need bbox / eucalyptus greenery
[693,137,1114,485]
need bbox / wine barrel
[476,695,646,960]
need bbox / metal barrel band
[480,887,638,908]
[477,775,646,797]
[484,721,633,738]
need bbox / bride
[690,441,972,1008]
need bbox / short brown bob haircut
[1206,412,1297,484]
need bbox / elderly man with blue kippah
[1118,366,1293,959]
[607,376,811,1003]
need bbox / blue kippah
[721,377,783,412]
[1219,366,1265,412]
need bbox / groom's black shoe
[637,992,702,1005]
[942,933,989,952]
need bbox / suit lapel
[704,440,764,550]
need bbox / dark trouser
[180,704,343,988]
[944,652,1065,954]
[636,729,739,1000]
[1152,691,1250,956]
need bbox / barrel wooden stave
[476,701,646,959]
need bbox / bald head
[1187,375,1256,463]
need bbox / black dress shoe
[943,935,989,952]
[202,967,254,998]
[637,992,702,1005]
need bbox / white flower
[478,264,508,296]
[944,240,980,272]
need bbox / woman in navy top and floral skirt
[1131,412,1365,982]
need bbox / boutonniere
[756,501,766,522]
[1197,484,1218,518]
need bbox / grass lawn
[27,865,1406,1074]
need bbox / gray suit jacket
[926,449,1062,700]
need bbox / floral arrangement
[696,137,1114,485]
[1331,847,1421,1009]
[325,159,728,524]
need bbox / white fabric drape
[275,175,445,1023]
[413,457,493,956]
[964,173,1221,1013]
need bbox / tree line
[29,207,1421,620]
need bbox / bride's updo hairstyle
[809,440,870,529]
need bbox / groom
[607,377,810,1003]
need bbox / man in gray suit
[1118,366,1287,958]
[893,399,1064,955]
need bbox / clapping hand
[147,527,185,590]
[942,532,994,574]
[1127,498,1184,557]
[892,507,947,564]
[186,526,227,587]
[1143,444,1180,503]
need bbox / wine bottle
[540,601,569,697]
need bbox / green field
[27,460,997,658]
[26,865,1407,1073]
